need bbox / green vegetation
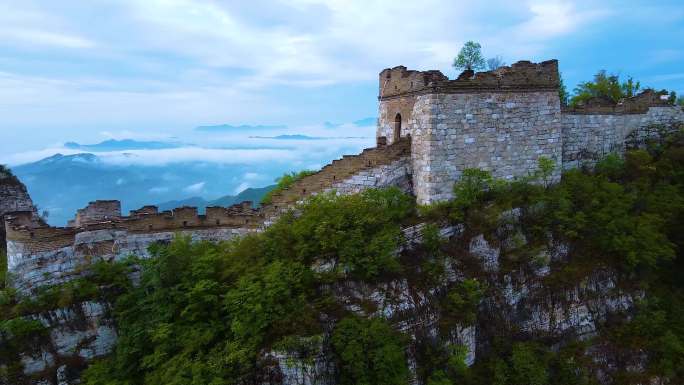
[2,129,684,384]
[570,70,641,107]
[454,42,507,73]
[559,73,569,106]
[260,170,317,205]
[666,91,684,107]
[331,317,409,385]
[0,164,13,178]
[76,187,415,384]
[453,41,486,72]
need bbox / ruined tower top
[379,59,560,99]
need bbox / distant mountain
[12,153,282,226]
[156,185,275,212]
[196,124,287,132]
[34,153,100,165]
[64,139,182,151]
[155,197,208,212]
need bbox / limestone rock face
[8,227,252,294]
[0,173,37,217]
[11,301,116,385]
[0,172,39,263]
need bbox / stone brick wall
[7,58,684,295]
[378,61,562,204]
[377,94,419,145]
[326,156,412,196]
[377,60,684,205]
[1,174,38,260]
[70,200,121,227]
[7,227,253,294]
[409,91,562,204]
[263,137,411,218]
[561,106,684,169]
[5,139,416,293]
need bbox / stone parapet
[562,89,674,115]
[379,60,559,100]
[561,105,684,169]
[262,137,412,216]
[5,200,262,253]
[71,200,121,227]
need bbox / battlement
[4,137,414,259]
[262,136,412,214]
[5,200,263,252]
[379,60,559,99]
[562,89,675,114]
[6,57,684,295]
[69,200,122,227]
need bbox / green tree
[558,73,569,106]
[331,317,409,385]
[570,70,641,106]
[668,91,677,105]
[267,187,414,280]
[509,343,549,385]
[443,279,483,325]
[535,156,556,187]
[453,41,486,71]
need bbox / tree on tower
[453,41,486,71]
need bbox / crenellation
[4,199,266,293]
[129,205,158,216]
[71,200,122,227]
[378,60,682,204]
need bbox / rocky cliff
[0,168,39,271]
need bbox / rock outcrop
[0,169,39,263]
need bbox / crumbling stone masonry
[377,60,683,204]
[561,89,684,168]
[4,139,413,293]
[4,59,684,294]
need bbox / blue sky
[0,0,683,159]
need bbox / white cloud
[233,182,250,195]
[183,181,205,194]
[242,172,261,180]
[97,147,298,166]
[0,28,95,49]
[0,0,638,156]
[0,3,95,49]
[0,127,374,168]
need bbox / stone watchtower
[377,60,562,204]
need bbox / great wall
[2,59,684,385]
[3,59,684,295]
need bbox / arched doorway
[394,113,402,142]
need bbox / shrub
[570,70,641,107]
[331,316,409,385]
[266,187,415,280]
